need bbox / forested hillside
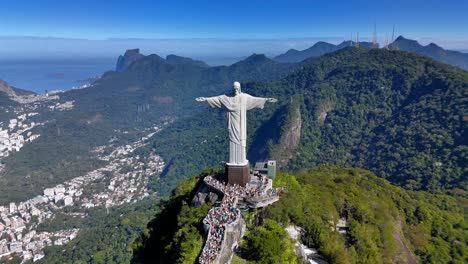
[0,54,298,203]
[152,47,467,193]
[274,36,468,71]
[27,198,160,264]
[135,166,467,264]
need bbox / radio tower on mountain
[372,22,379,48]
[390,25,396,50]
[384,33,389,49]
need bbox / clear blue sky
[0,0,467,60]
[1,0,467,39]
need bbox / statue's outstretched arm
[196,95,228,109]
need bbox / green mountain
[0,53,299,203]
[3,46,465,203]
[166,54,210,68]
[1,45,467,264]
[392,36,468,70]
[151,47,467,193]
[274,36,468,71]
[274,40,374,63]
[116,48,145,72]
[31,197,161,264]
[133,166,467,264]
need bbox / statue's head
[233,81,241,95]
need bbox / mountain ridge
[150,47,467,193]
[130,166,467,264]
[274,40,373,63]
[116,48,145,72]
[0,51,300,203]
[274,36,468,70]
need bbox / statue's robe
[205,93,268,165]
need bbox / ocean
[0,58,116,94]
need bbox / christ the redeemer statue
[196,82,277,167]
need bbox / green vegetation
[34,197,160,264]
[133,172,213,263]
[261,166,467,263]
[35,212,85,232]
[283,48,467,192]
[154,47,467,193]
[1,47,467,263]
[240,219,297,264]
[2,47,466,202]
[136,166,467,263]
[0,53,296,203]
[134,171,300,264]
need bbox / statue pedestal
[225,163,250,186]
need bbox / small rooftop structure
[254,160,277,179]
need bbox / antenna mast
[372,22,378,48]
[384,33,389,49]
[391,25,396,50]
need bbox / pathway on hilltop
[199,175,279,264]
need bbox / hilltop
[393,36,468,70]
[1,46,466,202]
[150,47,467,194]
[274,36,468,71]
[274,40,373,63]
[0,52,299,203]
[128,166,466,264]
[0,44,466,263]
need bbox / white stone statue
[196,81,277,166]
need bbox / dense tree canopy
[153,47,467,194]
[133,166,467,263]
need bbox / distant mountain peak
[427,42,442,50]
[395,35,409,41]
[394,36,418,43]
[393,36,422,50]
[246,53,268,60]
[116,48,145,72]
[233,53,272,66]
[312,41,336,47]
[166,54,209,67]
[274,40,373,63]
[274,35,468,70]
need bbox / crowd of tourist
[199,175,277,263]
[244,175,271,199]
[200,177,243,264]
[204,176,228,193]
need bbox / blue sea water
[0,58,116,94]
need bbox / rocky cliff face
[218,217,246,264]
[246,96,303,167]
[270,100,302,167]
[115,49,145,72]
[191,182,220,207]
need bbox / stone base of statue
[225,163,250,186]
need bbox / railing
[199,175,281,263]
[200,176,242,264]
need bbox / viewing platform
[199,173,281,264]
